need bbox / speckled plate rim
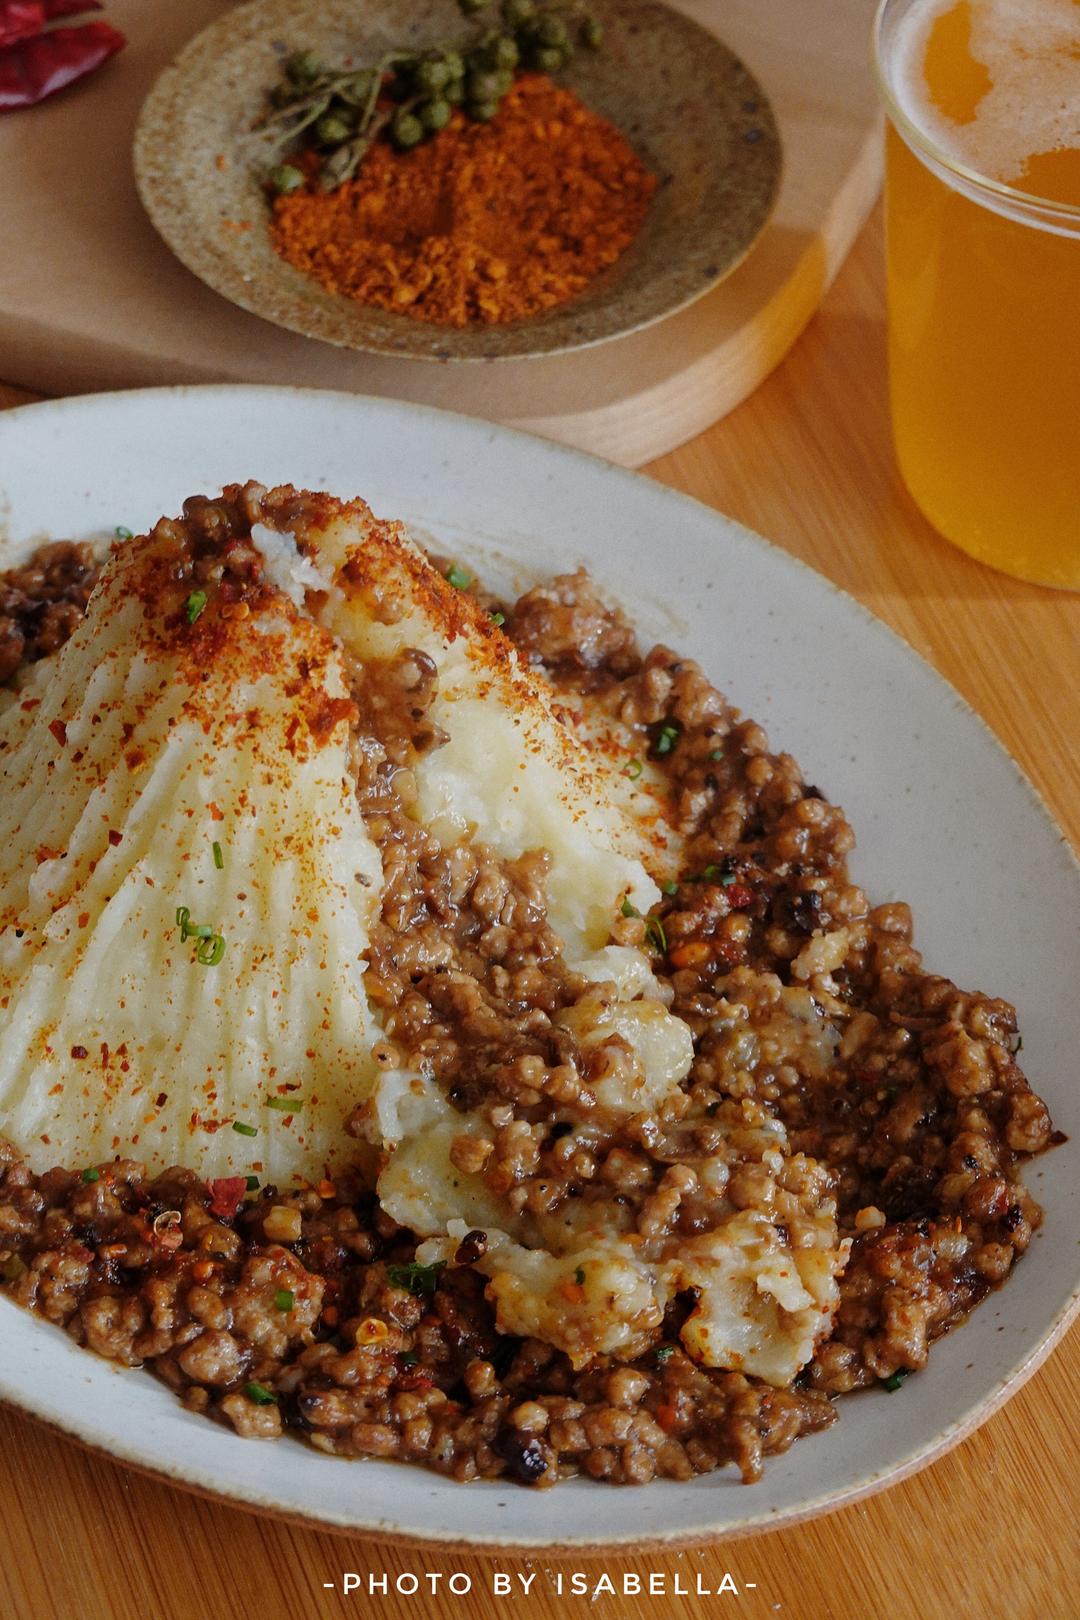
[3,1283,1077,1555]
[132,0,782,363]
[0,386,1076,1553]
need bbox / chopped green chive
[185,589,208,624]
[882,1369,910,1392]
[176,907,224,962]
[489,610,506,628]
[661,880,678,896]
[688,864,738,886]
[266,1095,302,1111]
[624,757,643,780]
[644,915,668,954]
[620,897,640,918]
[196,933,225,966]
[244,1380,278,1406]
[446,564,471,590]
[400,1350,420,1367]
[275,1289,295,1312]
[115,525,133,540]
[212,841,224,870]
[574,1266,586,1286]
[232,1121,258,1138]
[709,748,724,761]
[387,1260,445,1299]
[245,1174,260,1192]
[82,1167,100,1183]
[655,1344,675,1364]
[655,724,680,756]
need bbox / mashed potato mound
[0,517,383,1180]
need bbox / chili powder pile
[269,74,657,327]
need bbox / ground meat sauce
[0,520,1058,1489]
[0,541,101,685]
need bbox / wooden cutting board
[0,0,882,466]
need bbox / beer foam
[890,0,1080,188]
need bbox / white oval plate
[0,387,1076,1550]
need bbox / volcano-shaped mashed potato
[0,485,847,1385]
[0,495,385,1180]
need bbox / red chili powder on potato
[269,73,657,327]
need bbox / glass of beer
[874,0,1080,589]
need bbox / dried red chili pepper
[207,1176,247,1222]
[724,883,755,910]
[0,2,44,47]
[0,17,123,110]
[0,0,104,49]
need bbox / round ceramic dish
[0,387,1076,1550]
[133,0,781,362]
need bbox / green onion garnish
[644,915,668,953]
[387,1260,445,1299]
[446,564,471,590]
[212,841,224,870]
[661,880,678,896]
[709,748,724,761]
[400,1350,419,1367]
[623,757,643,780]
[574,1266,586,1286]
[232,1121,257,1138]
[620,897,640,919]
[489,610,506,628]
[655,724,680,756]
[688,864,738,887]
[176,906,225,964]
[82,1167,100,1183]
[115,525,133,540]
[266,1095,301,1111]
[245,1175,260,1192]
[244,1381,278,1406]
[275,1289,295,1312]
[883,1369,910,1393]
[655,1344,675,1364]
[185,590,208,624]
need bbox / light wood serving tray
[0,0,882,466]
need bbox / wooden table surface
[0,207,1077,1620]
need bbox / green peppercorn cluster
[261,0,603,195]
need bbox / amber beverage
[875,0,1080,589]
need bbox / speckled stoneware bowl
[133,0,781,362]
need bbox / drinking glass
[874,0,1080,589]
